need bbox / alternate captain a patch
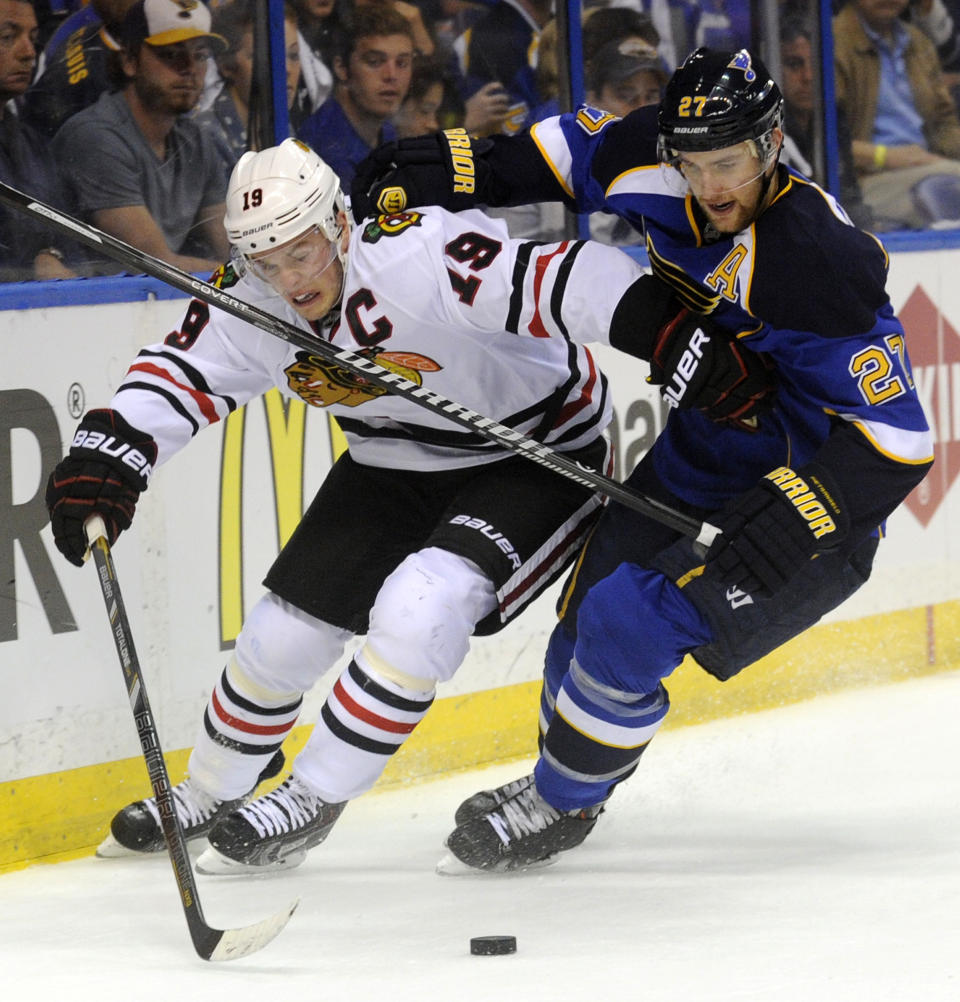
[284,347,441,407]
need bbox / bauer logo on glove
[70,425,155,486]
[648,308,776,430]
[659,325,711,409]
[608,274,777,431]
[46,409,158,567]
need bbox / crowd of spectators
[7,0,960,284]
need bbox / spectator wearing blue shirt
[835,0,960,228]
[297,4,413,192]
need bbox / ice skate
[439,781,603,874]
[96,749,285,857]
[196,775,346,874]
[453,772,536,826]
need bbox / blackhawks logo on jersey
[211,260,242,289]
[284,347,441,408]
[362,211,424,243]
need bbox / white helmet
[224,139,347,260]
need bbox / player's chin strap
[750,133,783,221]
[753,157,780,216]
[0,179,719,551]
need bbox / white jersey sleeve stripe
[135,348,240,411]
[556,347,599,426]
[126,358,224,424]
[527,241,575,337]
[115,380,202,436]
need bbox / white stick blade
[207,899,300,962]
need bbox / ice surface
[2,671,958,1001]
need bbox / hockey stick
[84,516,298,961]
[0,181,719,548]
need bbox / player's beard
[698,167,776,235]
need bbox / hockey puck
[470,935,517,956]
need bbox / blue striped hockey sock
[535,658,670,811]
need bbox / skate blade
[195,845,306,875]
[435,849,558,876]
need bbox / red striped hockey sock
[296,658,435,801]
[189,660,302,799]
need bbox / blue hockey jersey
[479,104,933,542]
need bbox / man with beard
[352,48,934,872]
[52,0,230,272]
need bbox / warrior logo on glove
[351,131,494,223]
[374,129,478,214]
[703,461,849,598]
[764,466,841,540]
[375,187,409,214]
[442,128,479,194]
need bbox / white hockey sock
[293,657,435,802]
[188,658,302,800]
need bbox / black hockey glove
[350,129,494,223]
[703,464,849,598]
[45,409,157,566]
[610,275,776,431]
[647,307,776,430]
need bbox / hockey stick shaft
[84,517,298,961]
[1,181,718,548]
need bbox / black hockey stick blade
[0,180,718,549]
[84,516,299,961]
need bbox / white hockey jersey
[109,207,644,473]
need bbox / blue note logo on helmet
[728,49,757,83]
[657,47,783,160]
